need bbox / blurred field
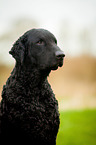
[48,55,96,110]
[57,110,96,145]
[0,55,96,109]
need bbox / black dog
[0,29,65,144]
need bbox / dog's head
[9,29,65,71]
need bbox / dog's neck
[12,63,51,88]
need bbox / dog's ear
[9,36,27,64]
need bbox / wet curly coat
[0,29,65,145]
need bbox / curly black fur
[0,29,65,144]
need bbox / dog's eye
[36,40,44,45]
[55,39,57,44]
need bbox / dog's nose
[55,51,65,59]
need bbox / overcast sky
[0,0,96,32]
[0,0,96,64]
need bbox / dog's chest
[23,84,60,137]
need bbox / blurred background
[0,0,96,144]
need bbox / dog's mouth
[39,57,64,72]
[51,58,64,70]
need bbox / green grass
[56,109,96,145]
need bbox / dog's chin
[51,61,64,70]
[51,65,59,70]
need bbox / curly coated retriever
[0,29,65,144]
